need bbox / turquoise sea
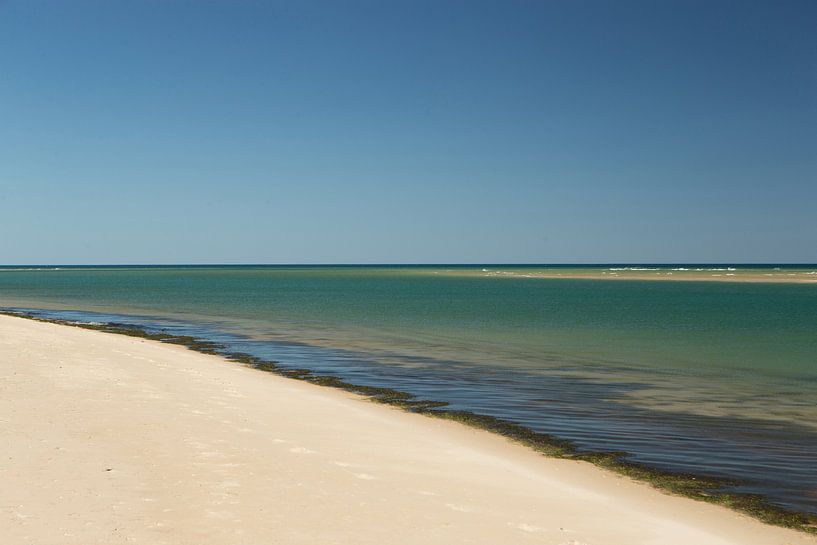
[1,265,815,514]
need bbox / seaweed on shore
[3,308,815,535]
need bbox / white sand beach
[1,314,813,545]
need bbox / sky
[1,0,815,264]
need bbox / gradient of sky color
[1,0,815,264]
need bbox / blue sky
[1,0,815,264]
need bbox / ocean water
[1,265,815,514]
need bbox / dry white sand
[1,314,813,545]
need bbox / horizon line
[2,262,816,268]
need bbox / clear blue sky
[1,0,815,264]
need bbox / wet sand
[1,314,813,545]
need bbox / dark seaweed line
[3,309,815,535]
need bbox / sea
[1,264,815,515]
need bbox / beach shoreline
[1,313,814,544]
[432,269,817,284]
[3,265,817,285]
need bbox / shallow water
[1,265,815,514]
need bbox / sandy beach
[467,270,817,284]
[0,314,812,545]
